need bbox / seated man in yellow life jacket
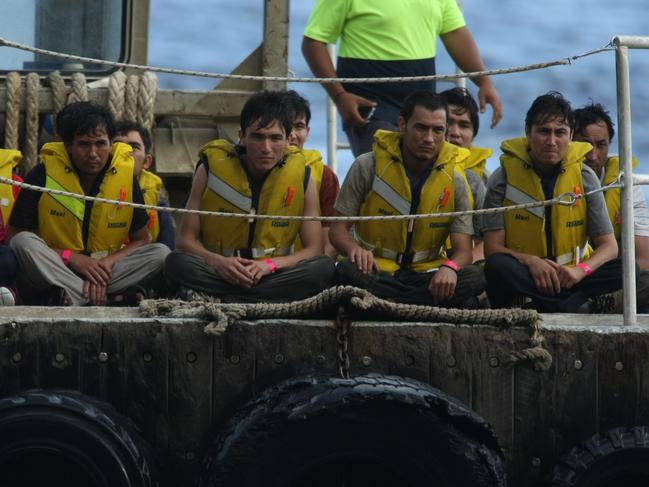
[330,90,486,308]
[6,102,170,306]
[574,102,649,312]
[440,87,493,263]
[282,90,340,258]
[114,121,175,250]
[0,148,23,305]
[165,90,336,302]
[483,92,622,313]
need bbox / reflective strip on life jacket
[505,184,545,219]
[371,176,411,215]
[45,174,85,221]
[207,172,252,212]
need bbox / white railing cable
[0,37,613,84]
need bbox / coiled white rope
[23,72,40,172]
[4,72,22,150]
[0,174,622,222]
[0,37,614,84]
[107,70,126,120]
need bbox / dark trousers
[485,252,623,312]
[165,251,336,303]
[336,258,486,308]
[0,244,18,286]
[344,119,398,157]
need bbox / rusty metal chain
[335,306,351,379]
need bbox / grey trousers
[10,231,170,305]
[165,251,336,303]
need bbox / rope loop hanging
[4,71,22,150]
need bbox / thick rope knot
[141,286,551,369]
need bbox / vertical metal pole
[615,41,637,326]
[326,43,338,172]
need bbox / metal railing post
[326,44,338,172]
[614,38,637,326]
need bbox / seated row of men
[0,87,646,312]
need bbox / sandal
[107,285,148,307]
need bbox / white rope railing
[0,37,614,84]
[0,174,626,222]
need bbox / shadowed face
[527,117,572,169]
[114,130,152,177]
[239,119,288,178]
[446,104,475,149]
[288,115,310,149]
[65,126,111,177]
[399,106,447,163]
[574,120,610,176]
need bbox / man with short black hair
[8,102,169,306]
[331,90,485,307]
[483,92,622,312]
[165,90,335,302]
[114,120,175,249]
[283,90,339,257]
[574,102,649,311]
[440,87,492,262]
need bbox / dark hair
[439,87,480,136]
[400,90,448,123]
[56,101,116,145]
[115,120,153,154]
[525,91,574,133]
[574,102,615,142]
[240,91,293,137]
[283,90,311,125]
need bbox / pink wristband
[577,262,593,276]
[442,259,461,272]
[265,258,277,274]
[61,249,72,266]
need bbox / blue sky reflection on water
[150,0,649,186]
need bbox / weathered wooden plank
[101,320,170,450]
[348,323,432,382]
[428,324,474,408]
[253,320,337,393]
[598,332,648,430]
[470,325,515,462]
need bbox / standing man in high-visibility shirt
[302,0,502,157]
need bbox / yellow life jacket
[458,146,492,180]
[0,149,21,228]
[138,169,163,243]
[38,142,135,255]
[199,139,306,258]
[356,130,467,274]
[501,137,592,266]
[601,155,638,241]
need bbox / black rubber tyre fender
[199,374,507,487]
[0,389,158,487]
[548,426,649,487]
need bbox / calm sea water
[150,0,649,185]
